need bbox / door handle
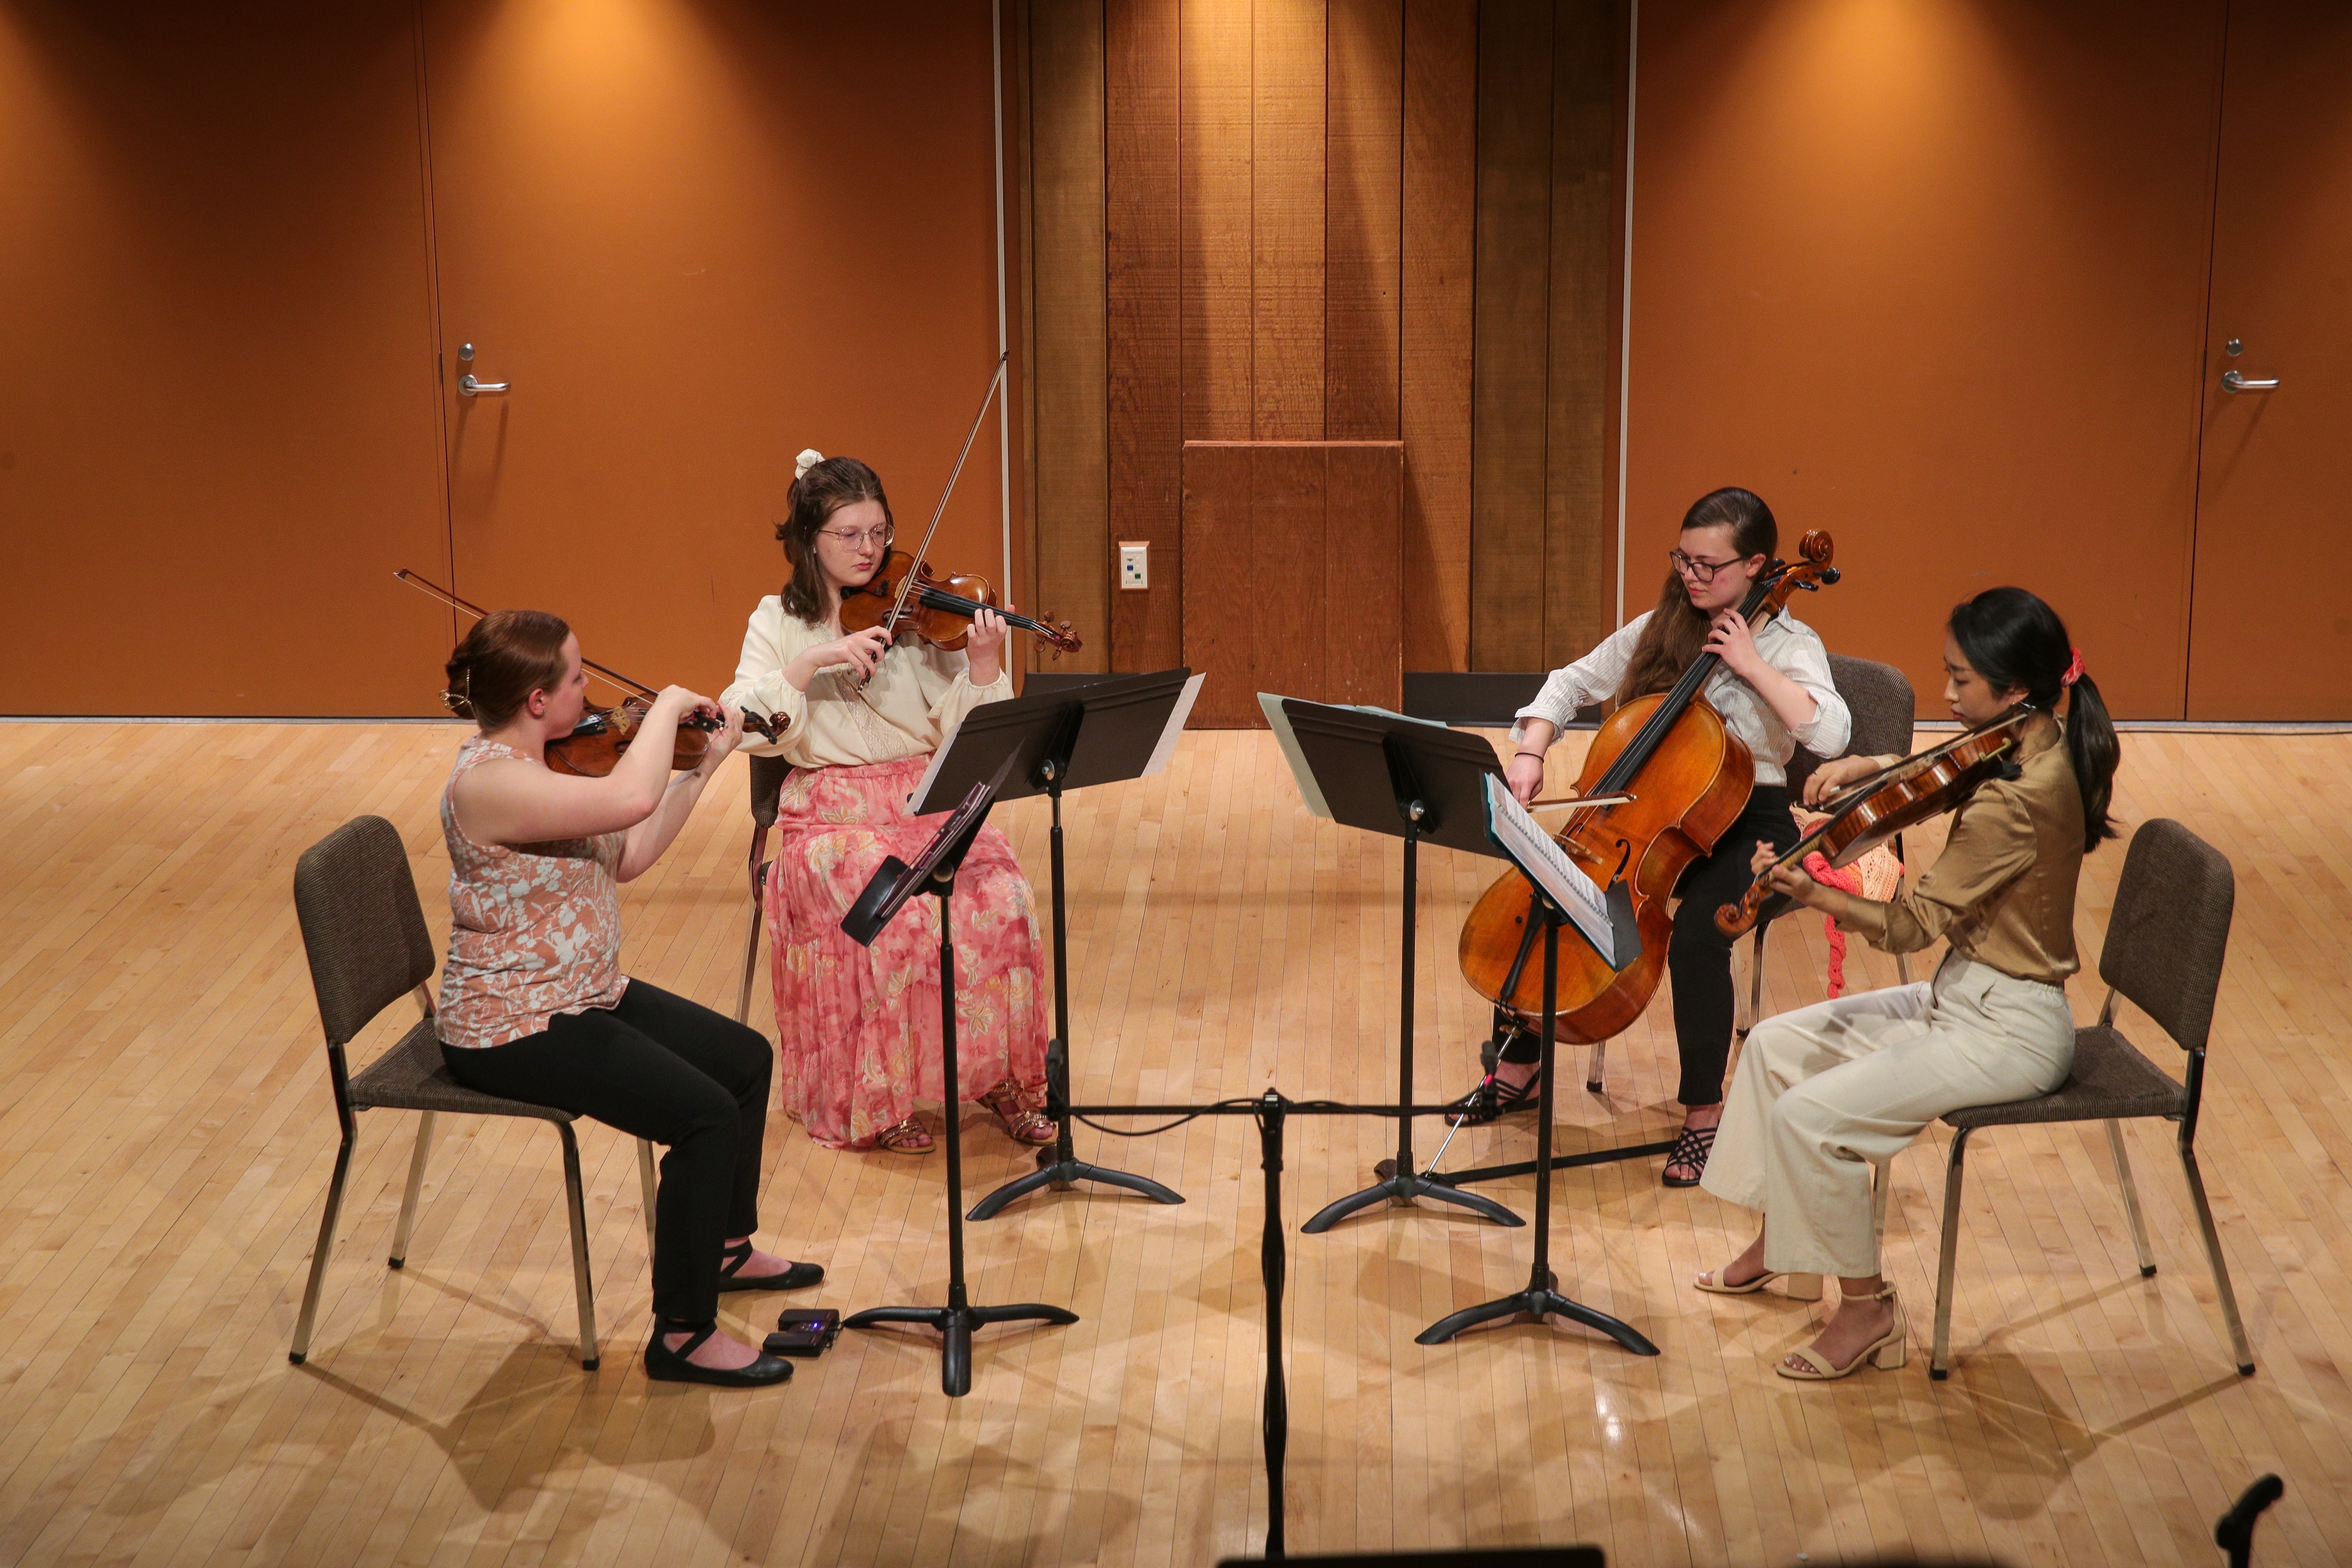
[458,372,510,397]
[2221,369,2279,392]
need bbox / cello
[1456,531,1841,1042]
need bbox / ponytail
[1947,586,2119,853]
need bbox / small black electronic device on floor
[763,1308,842,1358]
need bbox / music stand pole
[842,859,1078,1396]
[966,757,1186,1218]
[1415,902,1659,1354]
[1301,809,1521,1232]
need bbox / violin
[394,569,786,777]
[840,353,1082,660]
[1713,707,2035,937]
[1456,532,1842,1041]
[839,550,1081,655]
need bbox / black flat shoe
[1446,1069,1539,1127]
[1660,1123,1717,1189]
[717,1240,825,1292]
[644,1321,794,1387]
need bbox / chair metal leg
[557,1123,600,1370]
[1583,1038,1607,1093]
[1931,1126,1972,1379]
[636,1138,659,1256]
[389,1111,435,1268]
[734,891,766,1026]
[2176,1139,2255,1376]
[289,1129,356,1364]
[2105,1120,2157,1277]
[1737,924,1770,1039]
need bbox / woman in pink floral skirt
[722,451,1051,1155]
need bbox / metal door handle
[458,372,510,396]
[2222,369,2278,392]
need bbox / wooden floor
[2,721,2349,1566]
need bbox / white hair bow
[794,448,824,481]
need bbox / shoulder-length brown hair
[774,457,893,624]
[1614,487,1778,703]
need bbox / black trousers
[441,980,772,1327]
[1665,786,1798,1106]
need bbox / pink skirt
[764,756,1047,1148]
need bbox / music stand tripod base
[966,1039,1184,1220]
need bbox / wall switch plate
[1118,541,1149,590]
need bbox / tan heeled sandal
[1695,1264,1823,1300]
[1777,1283,1906,1379]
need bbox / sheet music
[1142,673,1207,779]
[1482,774,1617,966]
[1258,693,1332,819]
[905,715,961,813]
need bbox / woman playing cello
[1464,487,1852,1186]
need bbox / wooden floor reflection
[0,721,2345,1566]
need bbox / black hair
[1947,586,2119,853]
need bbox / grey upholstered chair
[287,815,657,1370]
[734,754,794,1025]
[1925,817,2253,1379]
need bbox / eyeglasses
[819,524,895,549]
[1668,548,1747,584]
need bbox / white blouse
[1510,609,1852,788]
[721,594,1012,770]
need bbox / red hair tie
[2060,647,2086,688]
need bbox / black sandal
[717,1240,825,1293]
[1660,1123,1717,1189]
[1446,1069,1539,1127]
[643,1319,794,1387]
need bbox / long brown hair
[775,456,893,624]
[443,609,570,729]
[1613,487,1779,702]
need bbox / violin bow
[395,569,662,701]
[880,351,1009,638]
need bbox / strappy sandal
[643,1319,793,1387]
[978,1080,1056,1146]
[1777,1283,1907,1380]
[1695,1263,1823,1299]
[1660,1122,1717,1188]
[1445,1069,1538,1127]
[717,1239,826,1293]
[873,1116,933,1155]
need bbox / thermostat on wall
[1118,541,1148,590]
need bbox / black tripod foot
[843,1302,1080,1397]
[1300,1168,1524,1234]
[1414,1280,1657,1354]
[967,1159,1185,1221]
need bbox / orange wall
[1627,0,2227,718]
[3,0,1011,715]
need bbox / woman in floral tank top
[436,608,814,1390]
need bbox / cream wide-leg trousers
[1699,954,2076,1279]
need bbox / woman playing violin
[1695,586,2121,1380]
[436,611,819,1390]
[1474,488,1852,1187]
[722,452,1050,1156]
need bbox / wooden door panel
[3,2,448,714]
[421,0,1009,696]
[1630,1,2226,717]
[2186,7,2352,718]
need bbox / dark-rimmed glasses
[1669,548,1748,584]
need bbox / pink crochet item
[1802,844,1905,997]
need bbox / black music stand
[946,669,1202,1221]
[837,774,1078,1396]
[1415,777,1658,1355]
[1265,698,1523,1233]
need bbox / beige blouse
[435,737,628,1049]
[721,594,1012,769]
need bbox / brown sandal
[873,1116,933,1154]
[978,1081,1056,1146]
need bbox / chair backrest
[747,753,792,831]
[1786,654,1918,798]
[293,815,437,1047]
[2099,818,2234,1053]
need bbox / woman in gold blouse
[1695,586,2122,1380]
[723,453,1051,1155]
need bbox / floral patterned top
[435,736,628,1049]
